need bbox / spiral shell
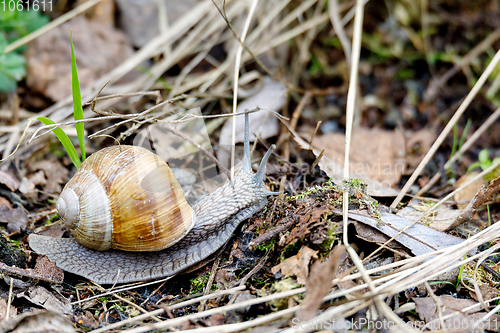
[56,146,196,252]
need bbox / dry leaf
[0,170,20,191]
[453,175,500,230]
[469,284,500,303]
[455,172,486,209]
[74,310,99,330]
[0,255,64,284]
[406,129,437,169]
[312,128,405,185]
[0,310,75,333]
[18,286,72,315]
[0,205,28,233]
[294,129,403,197]
[414,295,500,332]
[337,209,471,256]
[26,16,134,102]
[297,245,345,321]
[31,161,69,194]
[397,199,463,232]
[271,246,318,284]
[0,297,17,322]
[0,197,12,209]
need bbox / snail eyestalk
[242,112,252,172]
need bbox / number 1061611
[1,0,52,11]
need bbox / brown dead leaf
[278,205,333,248]
[297,245,345,321]
[271,246,318,285]
[0,310,75,333]
[455,172,486,209]
[0,205,28,233]
[352,222,405,249]
[19,177,36,198]
[469,284,500,303]
[406,129,437,169]
[38,223,67,238]
[31,161,69,194]
[0,296,17,322]
[18,286,72,315]
[28,170,47,187]
[0,255,63,284]
[414,295,500,332]
[397,199,463,232]
[26,15,134,102]
[312,128,405,185]
[74,310,99,330]
[0,170,20,191]
[453,175,500,230]
[294,129,402,196]
[0,197,12,209]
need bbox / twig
[6,277,13,320]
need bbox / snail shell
[57,146,196,252]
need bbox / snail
[28,114,276,284]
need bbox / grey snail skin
[28,114,276,284]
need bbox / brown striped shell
[56,146,196,252]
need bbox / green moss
[190,274,217,294]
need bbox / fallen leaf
[278,205,333,248]
[19,177,36,197]
[218,79,286,169]
[469,284,500,304]
[0,310,75,333]
[0,255,64,284]
[271,246,318,284]
[294,130,402,197]
[312,128,405,186]
[18,286,72,315]
[31,160,69,194]
[336,209,471,256]
[0,297,17,322]
[38,223,67,238]
[297,245,345,321]
[0,170,20,191]
[0,205,28,234]
[455,172,486,209]
[3,276,31,289]
[0,197,12,209]
[414,295,500,332]
[352,222,405,250]
[406,129,437,169]
[397,199,463,232]
[453,175,500,230]
[74,310,99,330]
[28,170,47,187]
[26,15,134,102]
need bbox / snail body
[28,114,275,284]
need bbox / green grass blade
[37,116,81,169]
[70,30,86,161]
